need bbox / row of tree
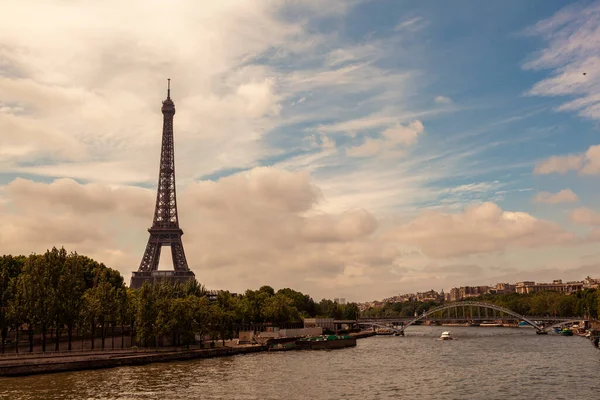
[360,289,600,319]
[0,248,360,353]
[0,248,125,352]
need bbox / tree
[318,299,342,319]
[184,279,206,297]
[342,303,360,320]
[262,293,300,326]
[116,287,131,349]
[209,303,235,346]
[169,297,195,347]
[20,252,61,352]
[239,289,271,323]
[258,286,275,296]
[82,287,100,350]
[596,288,600,320]
[57,252,86,350]
[277,288,317,317]
[15,262,39,352]
[94,280,116,349]
[125,288,139,347]
[191,295,211,345]
[136,282,158,347]
[0,255,25,353]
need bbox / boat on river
[518,321,534,328]
[480,322,502,327]
[295,335,357,350]
[438,331,455,341]
[560,328,574,336]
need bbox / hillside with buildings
[359,277,600,312]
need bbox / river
[1,327,598,400]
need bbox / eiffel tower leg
[171,238,189,272]
[139,235,162,272]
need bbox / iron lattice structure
[131,80,194,288]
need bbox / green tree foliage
[238,288,271,323]
[21,251,61,352]
[262,293,300,325]
[0,255,25,353]
[136,282,158,347]
[57,252,86,350]
[276,288,317,317]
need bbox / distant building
[362,276,598,311]
[493,283,516,294]
[583,276,600,289]
[459,286,489,299]
[515,280,583,294]
[447,286,489,301]
[449,287,461,302]
[333,298,347,305]
[303,318,334,331]
[416,290,442,302]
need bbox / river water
[1,327,599,400]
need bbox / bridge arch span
[544,320,583,331]
[357,322,402,333]
[399,301,543,333]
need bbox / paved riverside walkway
[0,343,265,377]
[0,331,377,377]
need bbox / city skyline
[359,275,600,306]
[1,1,600,301]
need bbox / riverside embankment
[0,331,376,377]
[0,344,266,377]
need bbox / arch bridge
[359,301,579,334]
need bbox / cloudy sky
[1,0,600,302]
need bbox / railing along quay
[0,345,205,360]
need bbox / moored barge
[295,335,357,350]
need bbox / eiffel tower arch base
[130,270,196,289]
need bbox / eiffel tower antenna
[130,80,195,288]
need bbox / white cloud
[346,120,424,158]
[523,2,600,120]
[346,138,384,158]
[0,1,360,184]
[0,172,588,300]
[394,17,427,32]
[534,144,600,175]
[570,207,600,226]
[434,96,453,104]
[533,189,579,204]
[0,170,400,299]
[386,202,578,258]
[317,113,398,135]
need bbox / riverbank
[0,344,266,377]
[0,331,377,377]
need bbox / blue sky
[1,0,599,300]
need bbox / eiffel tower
[130,80,195,289]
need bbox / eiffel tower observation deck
[130,80,195,289]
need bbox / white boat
[480,322,502,327]
[438,331,455,340]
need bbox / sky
[1,0,600,302]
